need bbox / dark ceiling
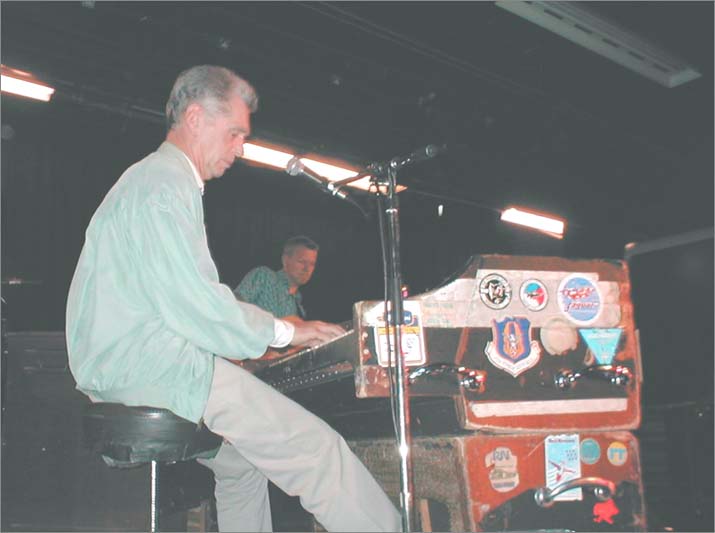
[2,1,713,251]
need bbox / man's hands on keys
[291,320,346,348]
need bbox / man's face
[282,246,318,289]
[195,93,251,181]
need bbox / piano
[250,254,642,436]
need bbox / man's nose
[234,140,245,159]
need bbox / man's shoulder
[107,145,196,210]
[242,266,278,283]
[132,146,191,188]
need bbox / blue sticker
[580,329,622,365]
[580,438,601,465]
[557,275,602,325]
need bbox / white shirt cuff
[270,319,295,348]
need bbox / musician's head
[165,65,258,182]
[282,236,319,289]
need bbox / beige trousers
[197,357,401,532]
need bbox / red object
[593,498,620,524]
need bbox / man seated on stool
[234,236,319,324]
[65,64,400,533]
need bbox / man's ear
[281,253,288,269]
[183,102,204,135]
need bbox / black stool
[83,403,223,532]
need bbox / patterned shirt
[235,267,306,319]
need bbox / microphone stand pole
[372,164,414,532]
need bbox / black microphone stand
[379,163,414,533]
[339,161,415,532]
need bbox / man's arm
[136,188,276,359]
[290,320,345,347]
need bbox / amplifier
[0,331,211,532]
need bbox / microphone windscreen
[286,156,303,176]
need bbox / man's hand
[291,320,346,348]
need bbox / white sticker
[545,434,582,501]
[372,300,427,367]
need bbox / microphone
[389,144,446,170]
[286,156,349,201]
[286,156,369,219]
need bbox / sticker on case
[485,446,520,493]
[557,274,602,325]
[520,279,548,311]
[607,441,628,466]
[372,300,427,367]
[580,328,623,365]
[479,273,512,310]
[484,317,541,377]
[540,316,579,356]
[593,499,620,524]
[580,438,601,465]
[545,434,582,501]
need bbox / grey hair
[165,65,258,130]
[283,236,320,256]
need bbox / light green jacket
[66,142,274,422]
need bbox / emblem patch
[485,317,541,377]
[580,328,623,365]
[557,274,602,325]
[519,279,548,311]
[479,273,512,309]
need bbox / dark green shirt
[235,267,305,319]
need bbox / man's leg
[202,357,401,532]
[197,442,273,532]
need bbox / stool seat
[83,403,223,468]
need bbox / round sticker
[479,274,512,310]
[580,438,601,465]
[520,279,548,311]
[540,317,579,356]
[607,441,628,466]
[557,274,602,325]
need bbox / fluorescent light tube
[1,66,55,101]
[501,206,565,237]
[242,142,295,169]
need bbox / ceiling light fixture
[1,65,56,102]
[501,206,565,238]
[242,142,295,169]
[495,1,701,88]
[242,142,405,192]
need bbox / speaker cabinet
[1,331,210,532]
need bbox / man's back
[65,142,273,422]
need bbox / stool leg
[151,460,158,533]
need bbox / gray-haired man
[66,65,400,532]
